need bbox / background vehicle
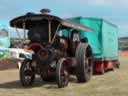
[0,24,10,48]
[0,24,10,59]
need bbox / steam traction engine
[10,10,93,88]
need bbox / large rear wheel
[76,43,93,82]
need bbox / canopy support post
[51,24,61,44]
[14,25,21,40]
[48,21,51,43]
[23,21,26,40]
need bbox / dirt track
[0,56,127,96]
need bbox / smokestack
[40,9,51,14]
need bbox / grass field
[0,56,127,96]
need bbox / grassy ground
[0,56,127,96]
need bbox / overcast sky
[0,0,128,37]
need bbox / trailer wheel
[116,63,120,69]
[76,43,93,82]
[56,58,69,88]
[114,60,120,69]
[20,59,35,87]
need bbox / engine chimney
[40,9,51,14]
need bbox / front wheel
[20,59,35,87]
[56,58,69,88]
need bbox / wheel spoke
[84,54,93,75]
[60,69,68,85]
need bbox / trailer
[62,17,119,74]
